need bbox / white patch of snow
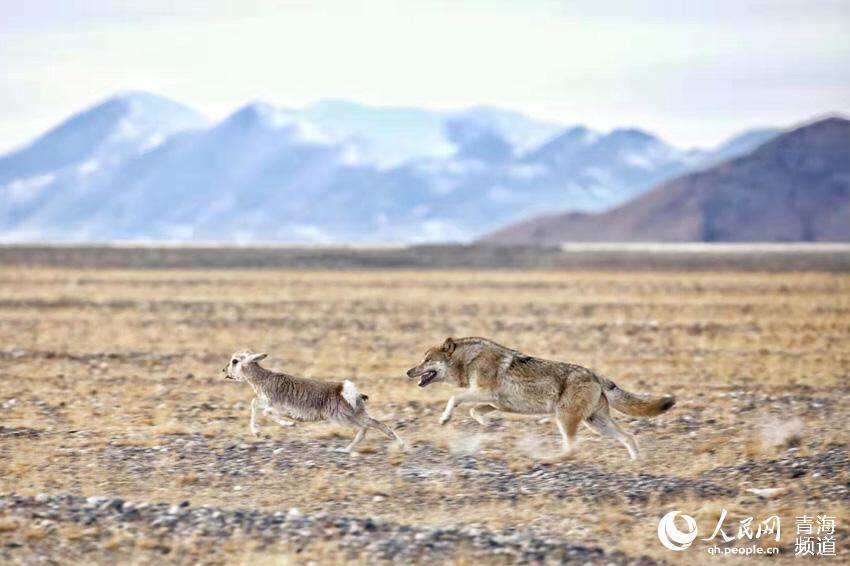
[289,224,332,243]
[623,153,653,169]
[252,105,330,144]
[583,167,613,185]
[408,220,468,243]
[487,186,513,203]
[3,173,56,202]
[113,117,142,142]
[77,160,100,175]
[416,158,485,176]
[428,177,459,196]
[508,164,545,179]
[582,130,603,145]
[340,144,364,165]
[287,119,329,144]
[162,224,196,240]
[140,134,165,152]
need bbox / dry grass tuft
[0,518,20,533]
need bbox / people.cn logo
[658,511,698,551]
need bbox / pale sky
[1,0,848,153]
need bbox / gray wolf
[406,337,675,459]
[224,350,404,453]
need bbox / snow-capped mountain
[694,128,780,167]
[0,92,207,184]
[296,100,564,168]
[483,118,849,244]
[0,92,777,243]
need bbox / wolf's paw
[439,414,452,426]
[560,446,577,460]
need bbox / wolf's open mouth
[418,370,437,387]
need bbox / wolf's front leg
[250,398,261,437]
[440,391,497,425]
[469,404,498,426]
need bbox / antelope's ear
[442,337,456,356]
[248,352,268,363]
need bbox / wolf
[224,350,404,453]
[406,337,675,459]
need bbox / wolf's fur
[406,337,675,459]
[224,350,403,453]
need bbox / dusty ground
[0,268,848,564]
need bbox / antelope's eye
[231,359,238,365]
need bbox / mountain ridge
[0,91,788,243]
[482,116,850,244]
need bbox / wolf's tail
[600,377,675,417]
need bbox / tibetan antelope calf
[223,350,404,453]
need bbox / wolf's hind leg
[555,385,597,455]
[585,411,639,460]
[554,409,582,456]
[469,404,498,426]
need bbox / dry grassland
[0,267,848,564]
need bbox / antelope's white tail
[342,380,363,409]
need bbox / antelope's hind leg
[337,427,367,453]
[359,415,404,448]
[266,409,297,428]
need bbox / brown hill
[483,117,850,244]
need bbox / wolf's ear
[442,337,456,356]
[247,352,268,363]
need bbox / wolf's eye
[231,359,238,365]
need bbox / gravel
[91,434,737,506]
[701,445,850,500]
[0,493,662,565]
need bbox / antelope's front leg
[440,391,496,425]
[250,398,261,437]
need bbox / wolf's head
[223,350,268,381]
[406,337,456,387]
